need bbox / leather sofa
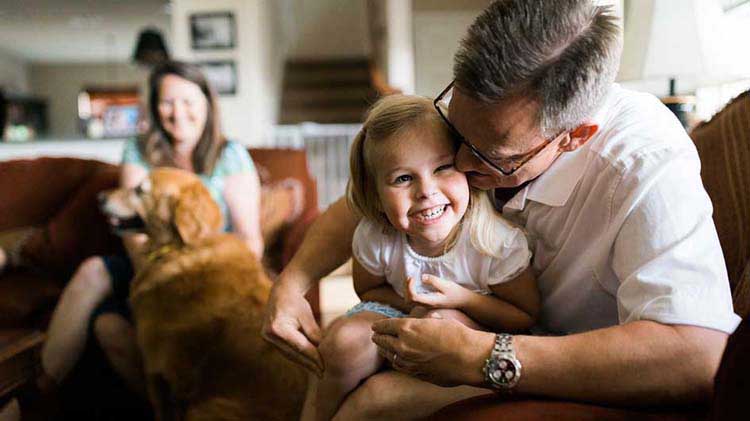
[432,91,750,420]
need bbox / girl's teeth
[418,205,445,220]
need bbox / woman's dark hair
[140,60,225,175]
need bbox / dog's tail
[186,397,245,421]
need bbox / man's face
[448,89,565,189]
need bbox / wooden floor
[319,260,359,328]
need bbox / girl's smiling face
[373,121,470,256]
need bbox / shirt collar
[502,144,590,211]
[500,85,615,212]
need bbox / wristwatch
[483,333,521,391]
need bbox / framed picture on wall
[197,61,237,95]
[190,11,236,50]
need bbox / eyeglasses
[433,81,564,176]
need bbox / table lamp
[617,0,750,128]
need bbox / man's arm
[513,321,727,404]
[372,317,727,406]
[262,196,360,375]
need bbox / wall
[287,0,369,59]
[413,0,622,98]
[385,0,415,93]
[171,0,289,145]
[0,48,29,95]
[413,7,488,97]
[29,62,147,138]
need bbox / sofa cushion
[709,316,750,421]
[430,395,705,421]
[248,148,318,220]
[732,262,750,319]
[690,90,750,290]
[21,166,122,280]
[0,158,109,230]
[260,178,306,247]
[0,270,61,328]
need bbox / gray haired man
[263,1,739,419]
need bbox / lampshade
[133,28,170,67]
[617,0,750,95]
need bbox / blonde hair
[347,94,454,227]
[465,190,525,259]
[347,94,520,259]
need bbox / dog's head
[100,168,223,247]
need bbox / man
[263,0,740,419]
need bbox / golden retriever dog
[100,168,306,421]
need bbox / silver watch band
[484,333,521,390]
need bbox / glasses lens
[436,87,452,114]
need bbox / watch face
[488,357,519,387]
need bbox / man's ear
[560,122,599,152]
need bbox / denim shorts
[90,254,134,322]
[345,301,406,319]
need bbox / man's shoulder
[587,85,697,174]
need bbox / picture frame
[190,12,236,50]
[197,61,238,96]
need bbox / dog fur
[100,168,306,421]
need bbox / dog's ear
[173,182,223,245]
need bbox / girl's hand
[404,275,472,309]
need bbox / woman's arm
[224,170,264,258]
[353,258,412,313]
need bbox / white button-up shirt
[497,84,741,335]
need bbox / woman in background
[37,61,264,392]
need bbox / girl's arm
[406,268,539,332]
[463,267,539,332]
[353,258,413,313]
[224,170,264,258]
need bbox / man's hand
[371,316,494,387]
[261,281,323,377]
[404,275,472,309]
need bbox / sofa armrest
[431,394,705,421]
[731,262,750,320]
[709,315,749,421]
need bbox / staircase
[280,58,378,124]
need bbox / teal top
[121,138,256,232]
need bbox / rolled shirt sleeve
[613,147,741,333]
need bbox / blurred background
[0,0,749,206]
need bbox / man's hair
[347,94,454,227]
[454,0,622,136]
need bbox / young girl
[302,95,539,421]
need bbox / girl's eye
[394,174,412,184]
[436,163,454,172]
